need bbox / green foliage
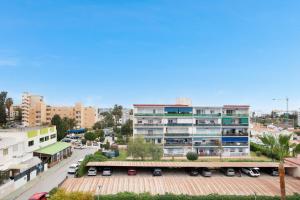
[5,97,13,120]
[186,151,199,161]
[49,189,93,200]
[148,144,163,160]
[103,141,110,150]
[112,104,123,124]
[51,115,67,140]
[77,153,107,177]
[0,91,8,126]
[121,119,133,137]
[84,132,97,141]
[127,136,163,160]
[96,192,300,200]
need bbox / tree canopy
[0,91,8,126]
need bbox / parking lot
[61,168,300,196]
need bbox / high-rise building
[133,103,250,157]
[22,93,97,128]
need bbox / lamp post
[97,185,102,200]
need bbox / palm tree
[260,133,300,200]
[258,133,276,161]
[5,98,13,121]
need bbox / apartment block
[22,93,97,128]
[133,104,250,157]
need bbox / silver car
[87,167,97,176]
[201,168,212,177]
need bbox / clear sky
[0,1,299,112]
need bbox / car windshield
[89,168,96,171]
[252,169,259,174]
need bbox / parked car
[128,168,137,176]
[189,168,199,176]
[87,167,97,176]
[102,167,112,176]
[242,167,260,177]
[68,163,79,174]
[74,144,85,149]
[153,168,162,176]
[201,168,212,177]
[29,192,49,200]
[221,168,235,176]
[262,168,279,176]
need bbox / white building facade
[133,104,250,157]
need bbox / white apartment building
[0,126,57,197]
[133,103,250,157]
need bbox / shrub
[77,153,107,177]
[256,151,262,157]
[186,151,199,161]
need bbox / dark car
[263,168,279,176]
[201,168,212,177]
[128,168,137,176]
[189,168,199,176]
[153,168,162,176]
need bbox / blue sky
[0,0,299,112]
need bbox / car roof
[29,192,48,200]
[70,163,78,167]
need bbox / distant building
[21,92,97,128]
[298,109,300,127]
[133,102,250,157]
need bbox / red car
[127,169,137,176]
[28,192,49,200]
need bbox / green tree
[260,133,300,200]
[148,144,163,160]
[0,91,7,126]
[51,115,67,140]
[121,119,133,137]
[127,136,149,160]
[101,112,115,128]
[5,97,13,121]
[93,121,104,130]
[84,132,97,141]
[62,117,77,130]
[259,133,276,161]
[95,129,105,142]
[186,151,199,161]
[111,104,123,125]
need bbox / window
[196,109,205,115]
[153,109,156,114]
[51,134,56,139]
[148,130,153,135]
[148,120,153,124]
[210,110,215,114]
[3,148,8,156]
[45,136,49,141]
[40,137,45,143]
[230,148,235,152]
[28,140,34,147]
[157,138,161,143]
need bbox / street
[3,148,96,200]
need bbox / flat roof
[133,104,189,107]
[86,161,296,168]
[34,142,71,156]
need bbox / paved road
[3,148,96,200]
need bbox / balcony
[135,123,164,127]
[222,142,248,146]
[166,123,193,126]
[222,132,248,137]
[194,114,221,118]
[222,114,249,118]
[193,133,221,137]
[165,133,191,137]
[164,113,193,117]
[195,123,221,127]
[143,133,164,137]
[193,142,219,147]
[164,143,192,146]
[222,123,248,127]
[134,113,164,117]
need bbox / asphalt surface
[3,148,96,200]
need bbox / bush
[250,142,279,160]
[186,151,199,161]
[49,189,93,200]
[77,153,107,177]
[256,151,262,157]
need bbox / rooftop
[34,142,71,155]
[133,104,189,107]
[0,126,53,132]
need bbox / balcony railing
[193,143,219,147]
[222,114,249,118]
[222,142,248,146]
[135,124,164,127]
[193,133,221,137]
[164,113,193,117]
[134,113,164,116]
[195,123,221,126]
[164,143,192,146]
[166,123,193,126]
[165,133,191,137]
[194,114,221,118]
[222,124,248,126]
[222,133,248,136]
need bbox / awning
[222,137,248,142]
[34,142,71,156]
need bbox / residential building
[0,126,59,197]
[21,92,97,128]
[133,103,250,157]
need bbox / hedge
[250,142,279,160]
[95,192,300,200]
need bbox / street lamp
[97,185,102,200]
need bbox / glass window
[40,137,45,143]
[45,136,49,141]
[28,140,34,147]
[3,148,8,156]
